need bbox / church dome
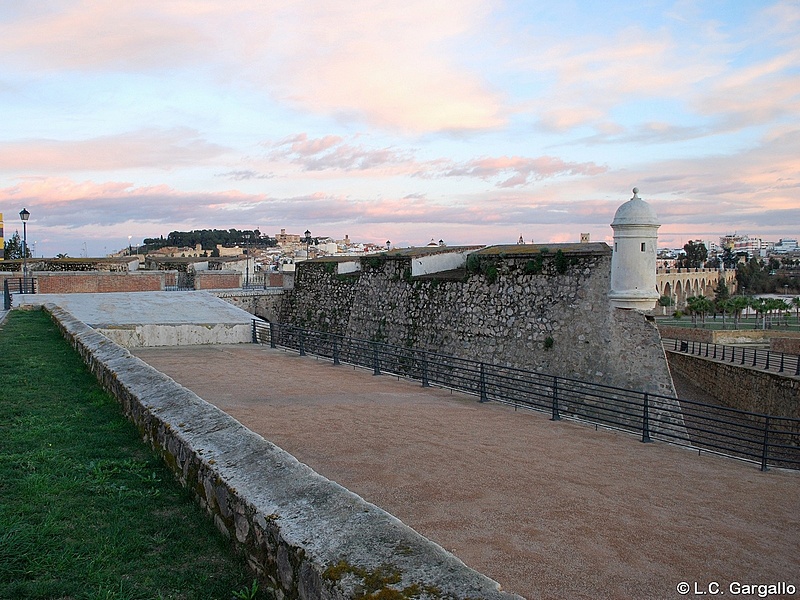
[611,187,659,227]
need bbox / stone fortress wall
[279,243,676,399]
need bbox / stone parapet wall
[215,290,285,322]
[666,351,800,419]
[43,304,520,600]
[96,322,252,348]
[658,325,800,346]
[35,271,164,293]
[771,337,800,354]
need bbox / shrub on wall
[364,255,387,270]
[466,254,500,283]
[554,250,569,274]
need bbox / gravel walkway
[134,345,800,600]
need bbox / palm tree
[716,298,731,329]
[729,296,749,329]
[686,295,713,327]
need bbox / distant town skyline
[1,1,798,258]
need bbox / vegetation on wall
[466,254,499,283]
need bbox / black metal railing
[3,277,37,310]
[252,321,800,471]
[666,338,800,377]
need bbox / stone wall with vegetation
[281,246,676,397]
[44,304,519,600]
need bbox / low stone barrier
[43,304,521,600]
[659,325,800,346]
[666,350,800,419]
[771,337,800,355]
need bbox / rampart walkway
[133,345,799,600]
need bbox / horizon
[1,1,798,258]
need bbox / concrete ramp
[18,291,253,348]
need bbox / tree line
[676,240,798,294]
[141,229,278,253]
[674,279,800,329]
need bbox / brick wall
[195,270,241,290]
[36,271,164,293]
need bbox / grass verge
[0,309,270,600]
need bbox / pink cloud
[2,1,505,134]
[0,128,229,172]
[439,155,607,187]
[260,1,505,132]
[268,134,413,172]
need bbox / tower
[609,188,660,310]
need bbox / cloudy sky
[1,1,798,258]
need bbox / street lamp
[304,230,312,259]
[243,233,251,288]
[19,208,30,292]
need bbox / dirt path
[134,345,800,600]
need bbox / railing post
[712,344,717,359]
[779,353,785,373]
[421,354,429,387]
[333,338,340,365]
[704,343,709,357]
[795,356,800,377]
[752,349,757,367]
[372,342,381,375]
[730,346,736,363]
[550,376,561,421]
[251,320,257,344]
[765,351,770,370]
[641,393,652,443]
[721,345,726,361]
[269,322,277,348]
[673,339,678,351]
[479,363,488,403]
[760,416,770,472]
[299,329,305,356]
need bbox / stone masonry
[281,244,676,397]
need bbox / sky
[0,0,798,258]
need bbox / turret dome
[611,187,659,227]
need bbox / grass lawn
[0,309,269,600]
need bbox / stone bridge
[656,267,737,307]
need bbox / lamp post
[244,233,251,288]
[128,235,132,255]
[19,208,30,292]
[304,230,312,259]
